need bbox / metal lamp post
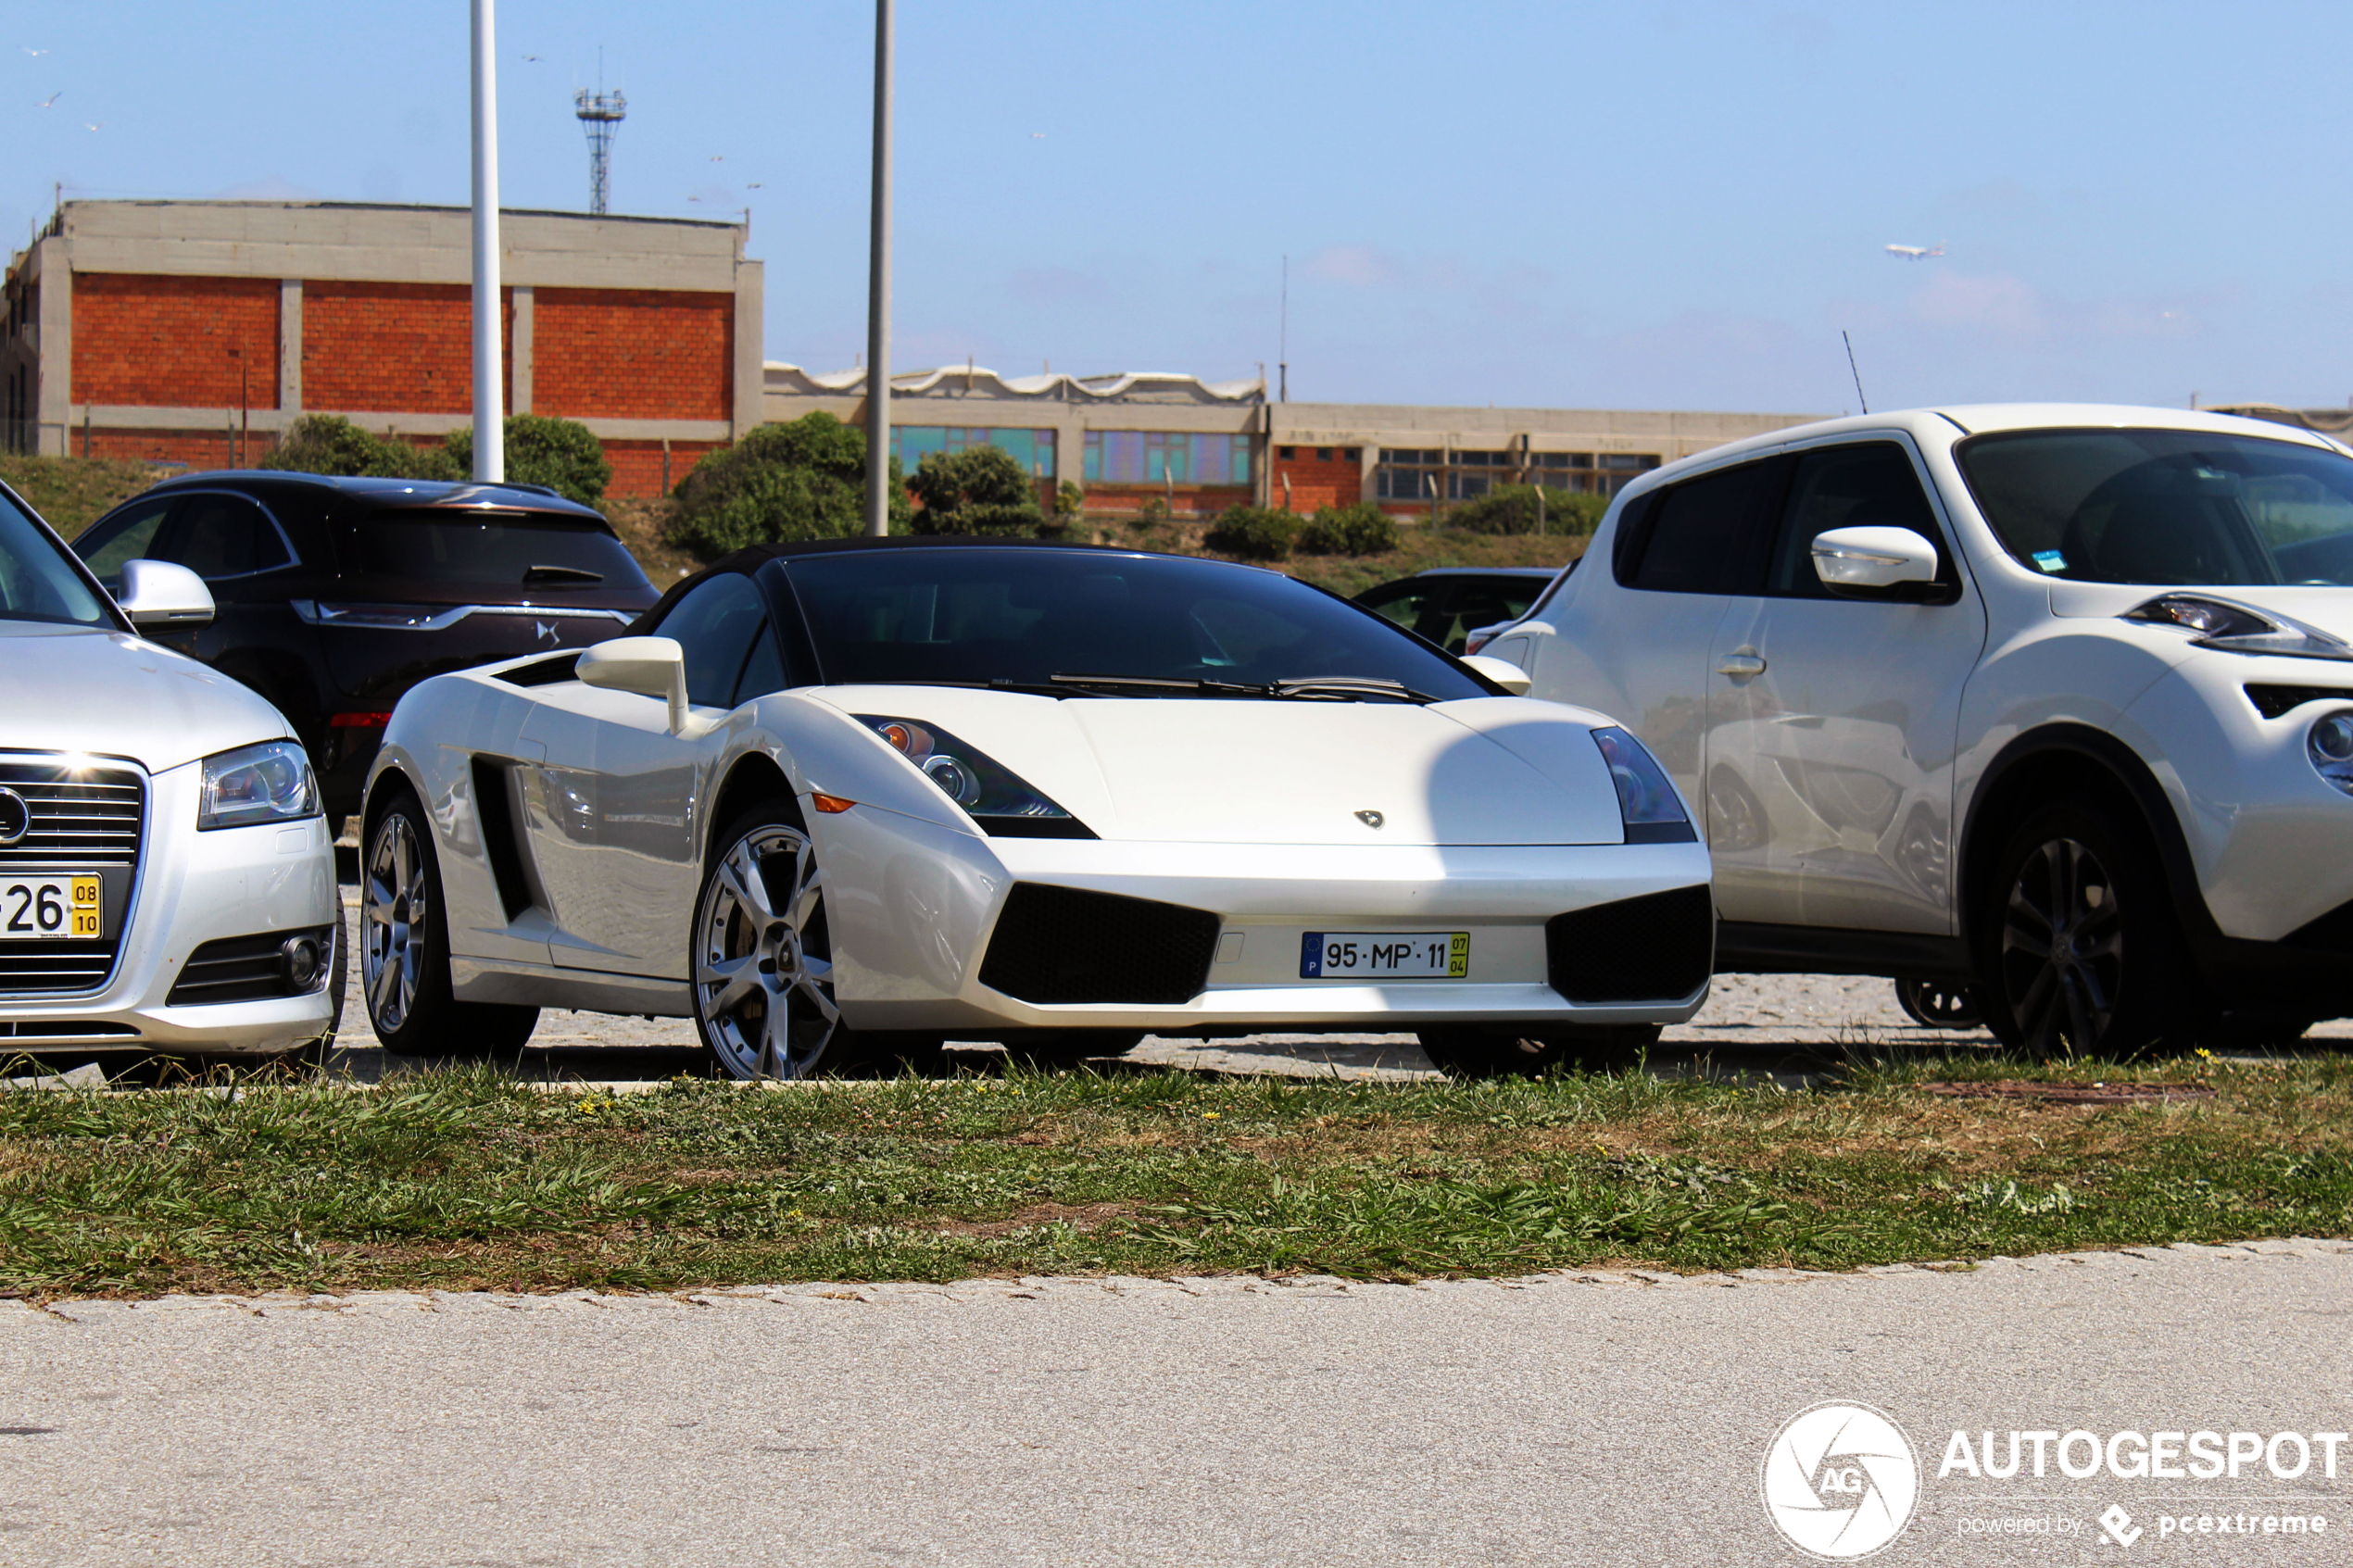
[470,0,505,483]
[862,0,894,536]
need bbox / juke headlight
[2310,711,2353,797]
[856,716,1079,828]
[197,740,321,831]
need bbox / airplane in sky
[1885,243,1945,260]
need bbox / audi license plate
[1300,932,1468,979]
[1,876,102,940]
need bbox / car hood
[813,686,1629,846]
[0,623,292,772]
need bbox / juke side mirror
[1809,526,1954,603]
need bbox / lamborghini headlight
[857,716,1084,834]
[197,740,321,831]
[1591,725,1696,845]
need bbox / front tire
[1417,1022,1662,1079]
[692,803,842,1081]
[360,786,538,1060]
[1978,797,2193,1060]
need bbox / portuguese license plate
[0,876,102,940]
[1300,932,1468,979]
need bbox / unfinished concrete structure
[2,199,763,495]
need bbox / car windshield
[0,489,111,628]
[781,547,1491,699]
[1957,428,2353,586]
[346,510,650,590]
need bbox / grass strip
[1,1050,2347,1298]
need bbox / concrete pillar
[278,279,302,414]
[730,255,763,439]
[32,237,69,457]
[510,283,534,414]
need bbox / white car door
[519,571,784,977]
[1705,439,1988,935]
[1532,458,1785,870]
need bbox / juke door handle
[1715,653,1768,677]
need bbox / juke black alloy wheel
[1980,798,2190,1060]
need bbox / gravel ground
[323,883,2350,1085]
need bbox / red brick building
[2,200,763,496]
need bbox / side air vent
[1546,884,1716,1004]
[2246,684,2353,721]
[470,757,535,921]
[978,883,1220,1005]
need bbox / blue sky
[6,2,2349,415]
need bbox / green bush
[1203,505,1300,561]
[1055,479,1086,524]
[1444,483,1609,537]
[444,414,611,506]
[260,414,459,482]
[666,412,907,558]
[908,444,1054,536]
[1296,500,1400,557]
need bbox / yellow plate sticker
[71,877,101,939]
[1447,932,1469,977]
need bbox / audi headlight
[857,715,1088,836]
[1592,725,1696,844]
[198,741,321,831]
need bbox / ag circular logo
[0,788,27,847]
[1760,1402,1919,1560]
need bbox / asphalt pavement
[5,1241,2350,1566]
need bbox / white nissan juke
[1476,404,2353,1058]
[359,540,1715,1079]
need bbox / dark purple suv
[71,471,661,818]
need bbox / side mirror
[1459,653,1532,696]
[117,558,215,628]
[578,635,688,733]
[1810,526,1945,600]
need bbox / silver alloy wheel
[362,811,426,1034]
[693,822,839,1081]
[1998,834,2121,1057]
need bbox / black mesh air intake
[978,883,1221,1005]
[167,926,335,1006]
[1546,885,1715,1004]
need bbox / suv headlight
[1592,725,1697,844]
[2310,712,2353,796]
[198,741,321,831]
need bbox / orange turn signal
[811,793,857,814]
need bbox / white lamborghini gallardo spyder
[359,540,1714,1078]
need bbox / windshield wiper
[1272,676,1439,704]
[523,564,603,586]
[1049,672,1267,697]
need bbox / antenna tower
[573,86,626,215]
